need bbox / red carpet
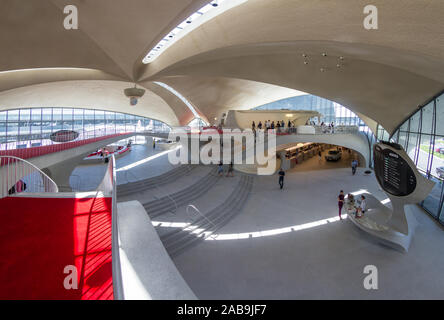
[0,196,113,300]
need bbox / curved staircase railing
[0,155,58,198]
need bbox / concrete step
[117,165,195,197]
[143,167,219,218]
[161,175,254,257]
[160,176,249,244]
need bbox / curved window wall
[254,95,364,127]
[0,107,171,151]
[391,91,444,224]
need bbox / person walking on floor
[318,150,322,164]
[226,162,234,177]
[278,168,285,189]
[153,138,156,149]
[338,190,345,219]
[218,162,224,176]
[351,159,358,175]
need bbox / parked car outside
[436,167,444,179]
[325,150,342,161]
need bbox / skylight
[143,0,248,64]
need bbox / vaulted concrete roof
[1,0,443,132]
[143,76,307,123]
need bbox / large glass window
[0,107,170,151]
[391,91,444,224]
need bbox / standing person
[252,121,256,131]
[356,195,366,218]
[318,150,322,164]
[226,162,234,177]
[287,120,291,132]
[153,138,156,149]
[258,121,262,130]
[218,161,224,176]
[338,190,345,219]
[276,121,281,133]
[278,168,285,189]
[351,159,358,175]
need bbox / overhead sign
[50,130,79,143]
[374,143,416,197]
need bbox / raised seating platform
[346,193,418,252]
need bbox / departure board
[374,144,417,196]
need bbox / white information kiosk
[347,141,434,252]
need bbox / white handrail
[110,155,124,300]
[0,155,58,198]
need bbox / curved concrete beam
[0,68,127,93]
[142,82,207,126]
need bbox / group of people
[337,190,367,220]
[218,162,234,177]
[252,120,296,134]
[320,121,336,134]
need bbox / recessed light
[320,68,325,72]
[302,53,307,58]
[304,61,309,65]
[322,53,327,57]
[336,64,341,68]
[339,56,344,60]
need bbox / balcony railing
[0,155,58,198]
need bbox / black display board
[374,144,416,196]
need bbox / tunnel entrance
[277,142,366,173]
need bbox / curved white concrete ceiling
[139,0,444,133]
[0,80,180,126]
[1,0,443,134]
[143,76,307,123]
